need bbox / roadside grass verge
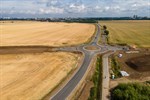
[99,26,110,44]
[111,56,121,78]
[99,26,104,44]
[88,56,102,100]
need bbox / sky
[0,0,150,18]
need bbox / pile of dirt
[126,55,150,72]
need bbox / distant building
[133,15,138,19]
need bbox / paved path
[102,52,114,100]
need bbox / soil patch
[126,55,150,72]
[84,46,100,51]
[110,50,150,90]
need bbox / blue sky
[0,0,150,18]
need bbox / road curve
[51,52,94,100]
[51,24,101,100]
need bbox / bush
[103,25,107,30]
[111,57,121,78]
[104,30,109,35]
[111,83,150,100]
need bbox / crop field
[0,52,81,100]
[0,21,95,46]
[99,20,150,47]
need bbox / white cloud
[104,7,110,11]
[69,4,86,13]
[1,0,150,17]
[39,7,64,14]
[132,4,137,7]
[50,0,58,5]
[95,6,101,10]
[93,5,121,13]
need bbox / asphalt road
[51,24,127,100]
[51,24,102,100]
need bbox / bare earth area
[110,50,150,89]
[84,46,100,50]
[116,51,150,80]
[0,52,81,100]
[0,21,95,46]
[126,55,150,72]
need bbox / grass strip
[88,56,102,100]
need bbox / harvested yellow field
[0,21,95,46]
[0,52,81,100]
[99,20,150,47]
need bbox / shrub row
[88,56,102,100]
[111,56,121,78]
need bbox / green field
[99,20,150,47]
